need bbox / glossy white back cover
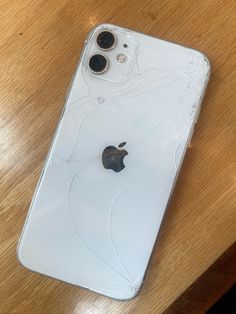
[18,24,210,299]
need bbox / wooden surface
[164,242,236,314]
[0,1,235,313]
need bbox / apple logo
[102,142,128,173]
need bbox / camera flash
[116,54,126,63]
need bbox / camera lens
[88,54,108,74]
[96,31,116,50]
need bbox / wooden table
[0,1,235,313]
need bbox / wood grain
[0,1,235,313]
[164,242,236,313]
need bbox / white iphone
[17,24,210,300]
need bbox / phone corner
[195,49,211,79]
[111,283,143,301]
[16,238,26,269]
[16,235,32,273]
[121,287,142,301]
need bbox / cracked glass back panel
[18,24,210,300]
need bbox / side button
[188,127,195,147]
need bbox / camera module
[96,31,116,50]
[88,54,109,74]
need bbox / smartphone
[17,24,210,300]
